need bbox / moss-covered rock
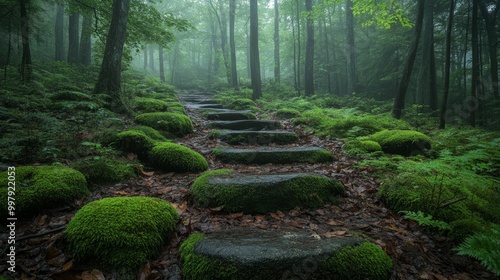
[50,90,92,102]
[208,120,281,130]
[114,130,156,160]
[342,140,382,157]
[148,142,208,172]
[71,157,136,187]
[368,129,431,156]
[206,111,256,121]
[276,108,301,119]
[449,219,486,242]
[132,97,169,113]
[213,147,333,164]
[65,196,179,278]
[213,130,299,145]
[191,169,344,213]
[129,125,168,141]
[0,166,89,218]
[135,112,194,137]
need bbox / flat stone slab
[180,229,393,280]
[185,103,224,109]
[208,120,281,130]
[191,170,345,213]
[213,146,333,164]
[213,130,298,145]
[206,111,256,121]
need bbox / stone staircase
[177,93,393,280]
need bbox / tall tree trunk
[55,5,64,62]
[159,45,165,83]
[79,14,92,66]
[391,0,425,119]
[322,17,332,94]
[479,0,499,99]
[19,0,32,82]
[417,0,437,110]
[250,0,262,100]
[218,0,231,84]
[470,0,480,127]
[93,0,130,113]
[439,0,456,129]
[143,47,148,70]
[170,42,179,85]
[274,0,281,84]
[328,5,340,94]
[346,0,356,95]
[291,5,298,90]
[149,46,155,71]
[68,13,80,64]
[304,0,314,96]
[295,0,301,94]
[208,7,220,76]
[229,0,238,88]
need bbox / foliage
[71,156,136,188]
[449,219,486,242]
[114,130,157,160]
[455,224,500,276]
[342,140,382,157]
[400,211,451,231]
[65,196,179,278]
[275,108,301,119]
[135,112,194,137]
[148,142,208,172]
[367,129,432,156]
[132,97,170,113]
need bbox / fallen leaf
[326,219,343,226]
[62,260,73,272]
[227,212,244,219]
[209,205,224,212]
[255,215,266,222]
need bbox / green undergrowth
[135,112,194,137]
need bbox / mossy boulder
[191,169,344,213]
[65,196,179,278]
[213,147,333,164]
[0,166,89,218]
[114,130,156,160]
[50,90,92,102]
[132,97,169,113]
[276,108,301,119]
[128,125,168,141]
[212,130,299,145]
[368,129,431,156]
[135,112,194,137]
[180,230,392,280]
[342,140,382,157]
[148,142,208,172]
[71,157,136,187]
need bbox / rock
[185,104,224,109]
[206,111,256,121]
[212,130,298,145]
[368,129,431,156]
[208,120,282,130]
[135,112,194,137]
[148,142,209,172]
[180,229,393,280]
[213,146,333,164]
[191,169,344,213]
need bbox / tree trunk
[143,47,147,70]
[229,0,238,88]
[55,5,64,62]
[439,0,456,129]
[149,46,155,71]
[304,0,314,96]
[250,0,262,100]
[274,0,281,84]
[479,0,499,99]
[208,7,220,76]
[322,17,332,94]
[79,14,92,66]
[19,0,32,82]
[391,0,425,119]
[68,13,80,64]
[159,45,165,83]
[346,0,356,95]
[291,4,298,90]
[93,0,130,113]
[218,0,231,84]
[470,0,480,127]
[295,0,302,94]
[417,0,437,111]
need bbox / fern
[455,224,500,275]
[400,211,451,231]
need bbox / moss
[114,130,156,160]
[342,140,382,157]
[129,125,168,141]
[276,108,301,119]
[215,131,299,145]
[449,219,486,242]
[191,169,344,213]
[148,142,208,172]
[65,196,179,278]
[368,129,431,156]
[180,234,238,280]
[213,147,334,164]
[132,97,169,113]
[0,166,89,218]
[71,157,136,187]
[135,112,194,137]
[317,242,393,280]
[50,90,92,102]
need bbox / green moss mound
[191,169,344,213]
[319,242,393,280]
[135,112,194,137]
[65,196,179,278]
[71,157,136,187]
[129,125,168,141]
[114,130,156,160]
[148,142,208,172]
[0,166,89,218]
[133,97,169,113]
[368,129,431,156]
[276,108,301,119]
[342,140,382,157]
[449,219,486,242]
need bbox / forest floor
[2,98,498,280]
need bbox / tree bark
[274,0,281,84]
[470,0,480,127]
[55,5,64,62]
[304,0,314,96]
[79,14,92,66]
[479,0,499,99]
[20,0,32,82]
[250,0,262,100]
[68,13,80,64]
[143,47,147,70]
[439,0,456,129]
[391,0,425,119]
[417,0,437,111]
[149,46,155,71]
[229,0,238,88]
[159,45,165,83]
[346,0,356,95]
[295,0,301,94]
[93,0,130,113]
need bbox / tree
[55,5,64,62]
[159,45,165,82]
[346,0,356,95]
[79,13,92,65]
[439,0,456,129]
[68,13,80,64]
[250,0,262,100]
[392,0,425,119]
[229,0,238,88]
[417,0,437,111]
[19,0,32,82]
[470,0,480,126]
[93,0,131,113]
[304,0,314,96]
[479,0,499,99]
[274,0,280,84]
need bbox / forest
[0,0,499,279]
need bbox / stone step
[185,103,224,109]
[180,229,393,280]
[191,170,344,213]
[213,130,298,145]
[206,111,256,121]
[213,146,333,164]
[208,120,281,130]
